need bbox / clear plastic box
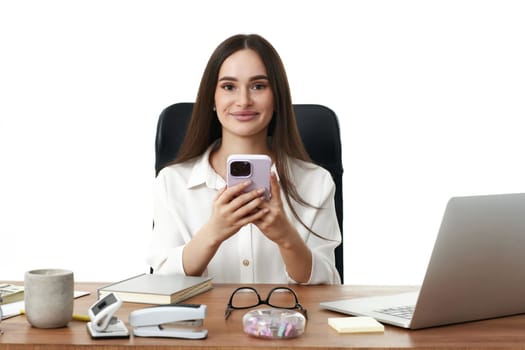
[242,308,306,339]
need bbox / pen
[72,314,91,322]
[20,309,90,322]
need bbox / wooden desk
[2,283,525,349]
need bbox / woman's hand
[254,172,313,282]
[206,180,269,244]
[254,173,296,244]
[183,180,269,276]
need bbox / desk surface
[2,282,525,350]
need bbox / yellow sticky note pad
[328,316,384,333]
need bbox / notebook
[98,273,212,305]
[321,192,525,329]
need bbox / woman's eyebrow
[218,74,269,82]
[249,75,269,81]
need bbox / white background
[1,0,524,284]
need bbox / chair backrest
[155,103,344,282]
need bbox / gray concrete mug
[24,269,74,328]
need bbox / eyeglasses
[225,286,307,320]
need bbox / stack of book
[97,273,213,304]
[1,283,25,320]
[0,284,24,305]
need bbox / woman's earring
[213,106,216,112]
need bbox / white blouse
[146,145,342,284]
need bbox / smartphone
[227,154,271,200]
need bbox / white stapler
[129,304,208,339]
[86,292,129,339]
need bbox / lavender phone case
[227,154,271,200]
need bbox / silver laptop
[321,193,525,329]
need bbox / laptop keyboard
[374,305,415,319]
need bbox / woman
[147,34,341,284]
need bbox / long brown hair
[174,34,320,235]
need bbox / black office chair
[154,103,344,283]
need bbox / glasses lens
[267,288,298,308]
[230,288,260,308]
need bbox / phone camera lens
[230,161,251,177]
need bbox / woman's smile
[231,110,259,121]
